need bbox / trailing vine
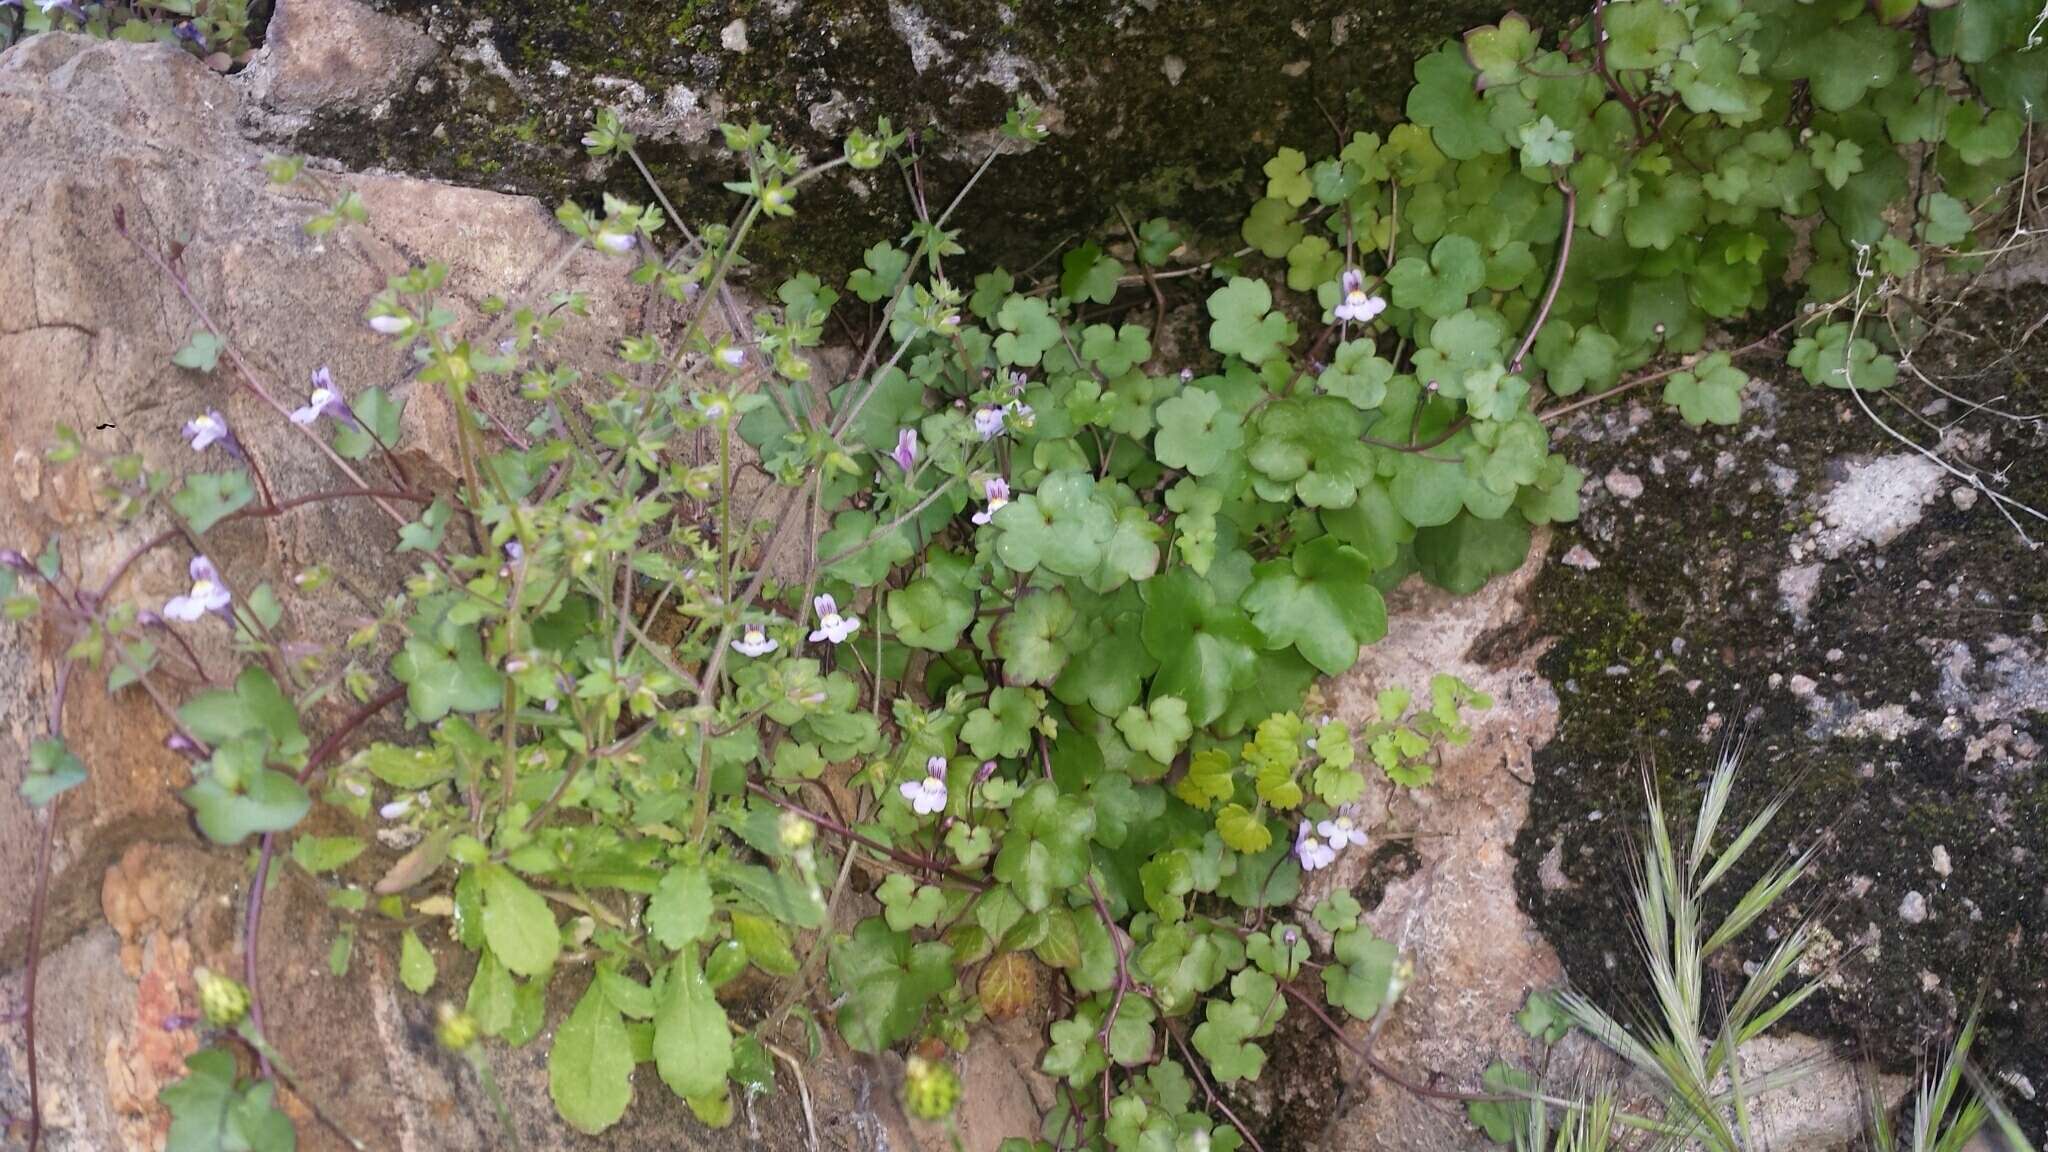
[5,0,2046,1148]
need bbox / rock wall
[238,0,1585,274]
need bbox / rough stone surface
[243,0,1586,275]
[1518,286,2048,1136]
[235,0,442,120]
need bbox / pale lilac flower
[1334,268,1387,324]
[1294,819,1337,872]
[289,367,354,428]
[380,794,423,820]
[890,428,918,473]
[1316,806,1368,852]
[973,406,1006,441]
[971,476,1011,526]
[164,556,232,622]
[369,313,414,336]
[716,345,747,370]
[731,623,779,658]
[1004,400,1035,432]
[596,230,637,254]
[807,594,861,645]
[899,756,949,815]
[1179,367,1196,383]
[183,410,229,452]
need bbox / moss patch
[1516,284,2048,1130]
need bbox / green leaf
[1060,243,1125,305]
[1463,13,1535,88]
[1216,803,1273,854]
[1263,147,1313,206]
[1810,133,1865,191]
[847,241,910,303]
[647,862,713,950]
[1243,536,1388,675]
[290,835,365,875]
[1663,351,1747,426]
[654,951,734,1098]
[1152,388,1244,476]
[162,1047,297,1152]
[1414,512,1531,595]
[1241,197,1305,258]
[21,737,85,808]
[995,295,1061,367]
[993,780,1097,911]
[1386,234,1485,319]
[992,471,1119,578]
[1248,396,1375,509]
[551,981,635,1134]
[1115,697,1193,763]
[171,472,256,535]
[480,864,561,977]
[830,918,955,1052]
[1919,191,1973,246]
[332,387,404,461]
[391,625,503,723]
[399,928,437,994]
[1140,569,1260,727]
[995,589,1076,685]
[171,331,225,373]
[963,686,1041,761]
[1318,340,1396,410]
[182,760,310,846]
[887,578,974,651]
[1406,45,1501,159]
[1602,0,1685,69]
[1206,278,1296,365]
[1322,924,1399,1020]
[395,499,451,554]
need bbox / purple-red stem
[244,683,407,1079]
[743,780,985,890]
[22,662,72,1152]
[1509,179,1577,376]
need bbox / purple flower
[183,410,229,453]
[731,623,779,658]
[1294,819,1336,872]
[890,428,918,474]
[1004,400,1036,432]
[1316,806,1368,852]
[172,20,207,49]
[716,345,747,370]
[163,556,232,622]
[1334,268,1387,324]
[596,230,637,254]
[807,594,861,645]
[289,367,355,428]
[973,406,1006,441]
[971,476,1010,526]
[899,756,949,815]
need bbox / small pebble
[1562,544,1602,571]
[1604,470,1645,500]
[1899,890,1929,924]
[721,18,749,51]
[1952,486,1979,511]
[1931,845,1952,877]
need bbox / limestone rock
[236,0,441,120]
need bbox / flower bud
[0,549,30,573]
[901,1055,962,1121]
[195,967,250,1028]
[777,811,816,851]
[436,1002,479,1052]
